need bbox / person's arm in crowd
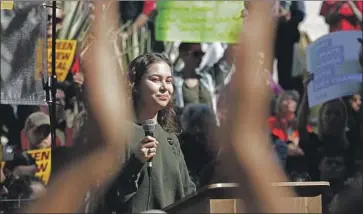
[128,1,156,33]
[212,45,236,88]
[297,73,314,148]
[347,1,362,23]
[289,1,306,25]
[23,2,132,213]
[173,134,196,195]
[320,1,344,26]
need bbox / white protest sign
[306,31,363,107]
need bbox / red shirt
[268,116,313,142]
[142,1,156,16]
[320,1,363,32]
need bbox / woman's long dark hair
[128,53,178,133]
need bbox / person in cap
[24,112,51,150]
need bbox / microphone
[142,119,156,169]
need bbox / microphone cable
[146,165,152,210]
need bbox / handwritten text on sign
[156,1,244,43]
[306,31,363,107]
[27,148,51,185]
[36,40,77,82]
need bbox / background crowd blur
[0,1,362,213]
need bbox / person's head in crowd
[0,167,9,199]
[3,152,37,180]
[178,43,205,75]
[24,112,51,149]
[274,90,299,118]
[181,104,219,153]
[319,147,347,182]
[290,172,311,182]
[128,53,177,132]
[181,104,216,136]
[55,84,67,122]
[318,99,348,137]
[349,93,361,113]
[47,2,64,37]
[329,173,363,214]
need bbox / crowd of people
[1,1,362,213]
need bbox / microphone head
[142,119,156,133]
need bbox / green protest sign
[155,1,244,43]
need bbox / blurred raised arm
[217,1,295,212]
[24,1,131,213]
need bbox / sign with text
[156,1,245,43]
[306,31,363,107]
[1,1,14,10]
[36,39,77,82]
[27,148,51,185]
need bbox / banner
[1,2,47,105]
[306,31,363,107]
[27,148,51,185]
[36,39,77,82]
[155,1,245,43]
[0,148,51,185]
[1,1,14,10]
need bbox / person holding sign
[275,1,306,95]
[297,74,353,181]
[173,43,234,115]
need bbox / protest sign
[27,148,52,185]
[0,148,51,185]
[306,31,363,107]
[1,3,46,105]
[1,1,13,10]
[292,32,311,77]
[36,39,77,82]
[155,1,244,43]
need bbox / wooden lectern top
[272,181,330,197]
[272,181,330,187]
[163,183,240,213]
[163,182,331,213]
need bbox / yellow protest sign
[36,39,77,82]
[27,148,51,185]
[1,1,14,10]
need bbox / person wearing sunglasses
[173,43,234,118]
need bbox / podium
[163,182,330,213]
[272,181,330,213]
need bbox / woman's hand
[303,72,314,89]
[287,143,304,157]
[137,136,158,162]
[73,72,84,86]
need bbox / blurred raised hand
[216,1,295,212]
[24,1,131,213]
[23,1,297,213]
